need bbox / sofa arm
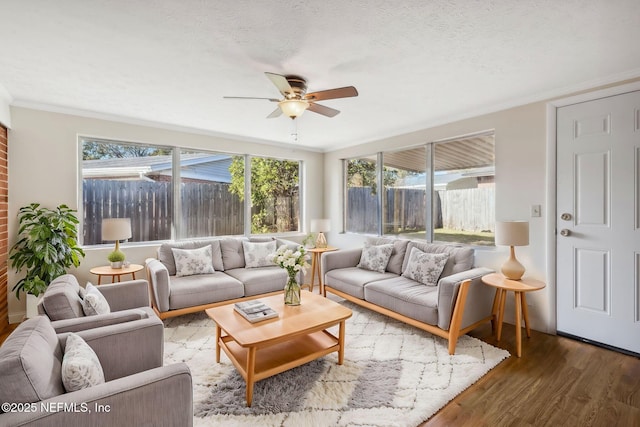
[436,267,494,330]
[50,309,150,334]
[59,316,164,381]
[145,258,171,313]
[0,363,193,427]
[322,248,362,279]
[98,279,151,311]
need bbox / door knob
[561,213,572,221]
[560,229,571,237]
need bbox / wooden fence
[83,180,244,244]
[346,186,495,233]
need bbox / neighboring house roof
[82,153,233,183]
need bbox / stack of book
[234,300,278,323]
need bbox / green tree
[347,159,399,194]
[229,156,299,233]
[82,141,170,160]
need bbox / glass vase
[284,275,301,306]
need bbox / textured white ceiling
[1,0,639,151]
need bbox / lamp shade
[279,99,309,119]
[101,218,132,242]
[310,219,330,233]
[495,221,529,246]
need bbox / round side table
[481,272,546,357]
[90,264,144,285]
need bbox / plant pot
[110,261,123,269]
[26,293,42,319]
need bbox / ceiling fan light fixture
[278,99,309,119]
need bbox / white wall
[7,106,325,322]
[324,102,552,331]
[0,84,11,128]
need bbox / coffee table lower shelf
[217,329,342,406]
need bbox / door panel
[557,90,640,355]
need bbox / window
[80,138,301,245]
[345,156,379,234]
[81,139,173,245]
[433,134,495,246]
[344,132,495,245]
[382,146,427,237]
[179,150,244,238]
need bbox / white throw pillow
[61,333,105,392]
[402,247,449,286]
[82,282,111,316]
[242,240,277,268]
[357,243,394,273]
[171,245,216,277]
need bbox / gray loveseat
[146,236,302,319]
[323,237,495,354]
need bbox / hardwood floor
[422,323,640,427]
[0,322,18,345]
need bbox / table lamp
[102,218,132,268]
[495,220,529,280]
[310,219,330,249]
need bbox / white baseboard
[9,312,25,324]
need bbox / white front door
[556,90,640,355]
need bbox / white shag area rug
[164,300,509,427]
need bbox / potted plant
[107,249,126,269]
[302,232,316,248]
[9,203,85,316]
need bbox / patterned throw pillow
[402,247,449,286]
[82,282,111,316]
[171,245,216,277]
[357,243,394,273]
[61,333,105,392]
[242,240,277,268]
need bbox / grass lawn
[396,228,494,246]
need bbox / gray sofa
[322,237,495,354]
[0,315,192,426]
[146,236,302,319]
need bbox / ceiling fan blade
[223,96,280,102]
[267,107,283,119]
[265,72,293,97]
[308,102,340,118]
[304,86,358,102]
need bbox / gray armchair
[0,315,193,427]
[37,274,157,333]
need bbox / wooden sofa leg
[447,279,471,355]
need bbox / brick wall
[0,125,7,331]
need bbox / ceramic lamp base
[501,246,525,280]
[315,232,327,249]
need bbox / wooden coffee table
[206,291,352,406]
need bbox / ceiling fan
[224,72,358,120]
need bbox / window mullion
[377,152,383,236]
[425,143,434,242]
[244,154,252,236]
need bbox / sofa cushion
[61,333,105,392]
[402,241,474,278]
[224,266,288,296]
[158,239,224,274]
[221,238,248,270]
[364,276,439,325]
[42,274,85,320]
[168,272,244,310]
[82,282,111,316]
[325,266,397,299]
[242,240,277,268]
[402,247,449,286]
[365,237,410,274]
[357,243,394,273]
[0,316,65,404]
[171,245,216,277]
